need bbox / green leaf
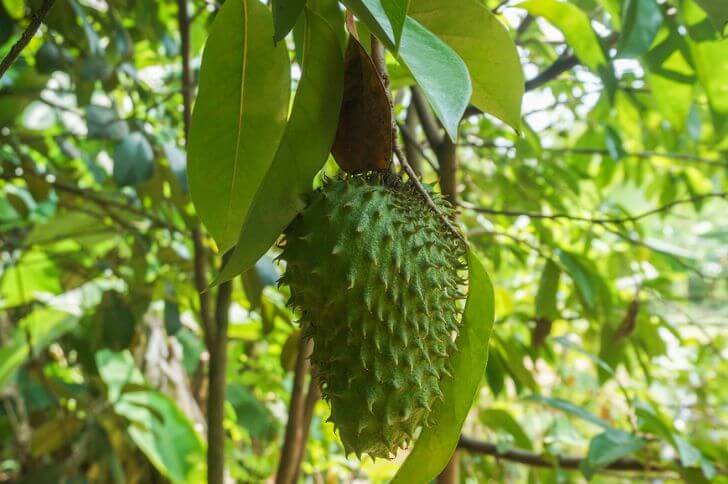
[96,350,206,483]
[528,394,610,429]
[85,105,129,140]
[343,0,471,140]
[382,0,409,49]
[683,1,728,138]
[556,249,611,317]
[0,251,61,308]
[518,0,608,71]
[479,408,533,450]
[272,0,306,42]
[213,6,343,284]
[392,249,495,483]
[535,259,560,320]
[694,0,728,36]
[409,0,523,129]
[644,27,695,129]
[113,132,154,187]
[1,0,23,19]
[616,0,662,58]
[0,308,78,390]
[188,0,290,252]
[581,430,645,478]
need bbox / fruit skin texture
[280,173,466,459]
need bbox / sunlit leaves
[392,249,495,483]
[214,6,344,283]
[518,0,607,71]
[535,258,560,320]
[188,0,290,252]
[410,0,524,130]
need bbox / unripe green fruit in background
[280,173,466,458]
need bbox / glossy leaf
[519,0,608,71]
[344,0,471,140]
[392,249,495,483]
[272,0,306,42]
[188,0,290,252]
[410,0,523,129]
[382,0,409,49]
[535,258,560,320]
[617,0,662,58]
[113,132,154,187]
[214,6,344,284]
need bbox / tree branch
[276,338,314,484]
[524,53,579,91]
[457,436,673,474]
[0,0,56,80]
[207,270,232,484]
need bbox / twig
[461,192,728,225]
[457,436,675,474]
[370,36,466,244]
[207,271,232,484]
[0,0,56,80]
[524,53,579,91]
[276,338,314,484]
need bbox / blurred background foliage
[0,0,726,482]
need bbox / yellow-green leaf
[409,0,523,129]
[188,0,290,252]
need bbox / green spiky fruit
[280,173,466,459]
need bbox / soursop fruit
[280,172,466,458]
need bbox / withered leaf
[331,36,392,174]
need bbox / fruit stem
[370,35,466,245]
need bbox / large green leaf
[213,6,344,284]
[272,0,306,42]
[518,0,608,71]
[96,350,206,483]
[616,0,663,58]
[188,0,290,252]
[391,249,495,483]
[343,0,471,140]
[409,0,523,129]
[0,308,78,390]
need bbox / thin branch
[371,37,465,244]
[276,338,314,484]
[524,53,579,91]
[458,436,674,474]
[207,268,232,484]
[0,0,56,80]
[460,192,728,225]
[411,87,444,148]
